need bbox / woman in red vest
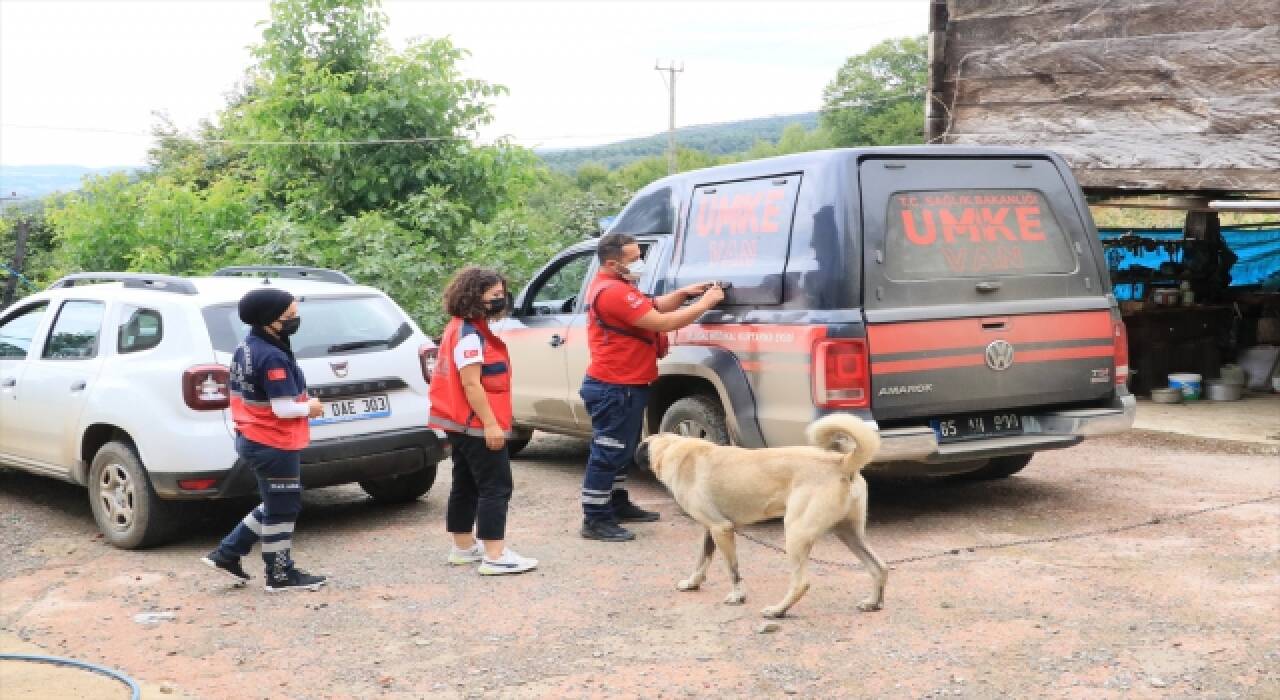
[429,266,537,575]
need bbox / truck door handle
[1,377,14,388]
[70,380,87,391]
[975,281,1003,293]
[549,334,565,348]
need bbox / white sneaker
[447,542,484,566]
[477,548,538,575]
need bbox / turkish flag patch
[464,349,480,359]
[267,368,288,381]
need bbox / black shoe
[580,519,636,542]
[264,568,328,593]
[201,550,250,584]
[613,500,661,523]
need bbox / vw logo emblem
[985,340,1015,371]
[329,361,349,378]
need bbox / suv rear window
[203,295,410,359]
[885,189,1076,280]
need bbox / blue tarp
[1099,227,1280,300]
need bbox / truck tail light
[183,364,230,410]
[419,342,438,384]
[813,339,870,409]
[1113,320,1130,386]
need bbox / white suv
[0,267,446,549]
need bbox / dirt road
[2,432,1277,698]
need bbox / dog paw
[760,605,786,619]
[676,579,701,591]
[722,592,746,605]
[857,600,883,612]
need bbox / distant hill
[537,112,820,173]
[0,165,139,201]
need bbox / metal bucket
[1204,379,1243,401]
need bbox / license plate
[310,394,391,426]
[931,412,1023,442]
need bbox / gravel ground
[1,431,1277,699]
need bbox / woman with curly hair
[428,266,537,575]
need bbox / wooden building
[926,1,1280,397]
[925,0,1280,196]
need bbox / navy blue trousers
[579,377,650,522]
[217,435,303,575]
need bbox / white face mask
[620,258,646,281]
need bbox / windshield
[203,294,410,359]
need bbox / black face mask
[485,298,507,315]
[278,317,302,337]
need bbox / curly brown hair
[443,266,508,319]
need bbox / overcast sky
[0,0,926,167]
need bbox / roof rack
[47,273,199,295]
[213,266,354,285]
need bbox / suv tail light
[183,364,230,410]
[178,478,218,491]
[1113,319,1130,386]
[813,339,870,409]
[419,342,438,384]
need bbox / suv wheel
[359,463,438,504]
[956,453,1034,481]
[659,395,730,445]
[88,441,176,549]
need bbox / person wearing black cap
[201,287,328,592]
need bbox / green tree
[47,173,258,276]
[821,36,927,147]
[229,0,516,227]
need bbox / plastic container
[1205,379,1243,401]
[1151,387,1183,404]
[1220,364,1246,386]
[1168,372,1202,400]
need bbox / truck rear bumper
[873,394,1136,464]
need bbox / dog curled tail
[806,413,881,475]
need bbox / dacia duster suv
[499,147,1135,478]
[0,267,446,548]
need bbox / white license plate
[310,394,391,426]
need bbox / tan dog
[635,414,887,618]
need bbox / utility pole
[2,192,28,309]
[655,61,684,175]
[3,220,30,309]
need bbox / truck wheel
[88,440,177,549]
[659,395,730,445]
[957,453,1034,481]
[360,463,438,504]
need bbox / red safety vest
[428,317,514,436]
[585,278,668,385]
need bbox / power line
[1,91,926,151]
[824,88,927,111]
[0,124,466,145]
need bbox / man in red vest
[580,232,724,542]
